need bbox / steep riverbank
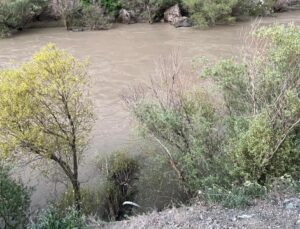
[0,10,299,210]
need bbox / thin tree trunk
[72,178,81,212]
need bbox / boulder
[118,9,137,24]
[164,4,181,23]
[173,17,192,28]
[164,4,192,28]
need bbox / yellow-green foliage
[0,44,94,210]
[0,43,92,159]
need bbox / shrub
[120,0,180,23]
[98,152,139,221]
[182,0,238,28]
[30,206,86,229]
[100,0,122,15]
[82,5,112,30]
[200,181,266,208]
[58,152,139,221]
[183,0,276,28]
[57,186,103,218]
[124,53,225,196]
[62,1,111,30]
[202,24,300,183]
[233,0,276,18]
[0,165,31,228]
[0,0,47,37]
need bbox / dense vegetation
[0,0,292,36]
[0,165,31,228]
[0,5,299,227]
[0,0,47,37]
[125,23,300,206]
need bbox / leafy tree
[0,44,94,212]
[0,165,31,229]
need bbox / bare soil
[93,197,300,229]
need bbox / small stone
[237,214,255,219]
[283,198,300,210]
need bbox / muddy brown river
[0,11,299,208]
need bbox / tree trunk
[72,178,81,212]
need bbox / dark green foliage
[64,2,111,30]
[0,0,47,37]
[0,165,31,229]
[30,206,86,229]
[100,0,122,15]
[99,152,139,221]
[58,152,139,221]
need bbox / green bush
[202,24,300,183]
[82,5,112,30]
[0,0,47,37]
[126,24,300,208]
[233,0,276,18]
[58,152,139,221]
[63,2,111,30]
[30,206,86,229]
[120,0,180,23]
[0,165,31,228]
[98,152,139,221]
[100,0,122,15]
[182,0,238,28]
[183,0,276,28]
[124,53,225,196]
[57,186,104,219]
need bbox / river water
[0,11,299,208]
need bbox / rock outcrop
[164,4,192,28]
[164,4,181,23]
[118,9,137,24]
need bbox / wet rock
[118,9,137,24]
[164,4,181,23]
[164,4,192,28]
[173,17,192,28]
[283,198,300,210]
